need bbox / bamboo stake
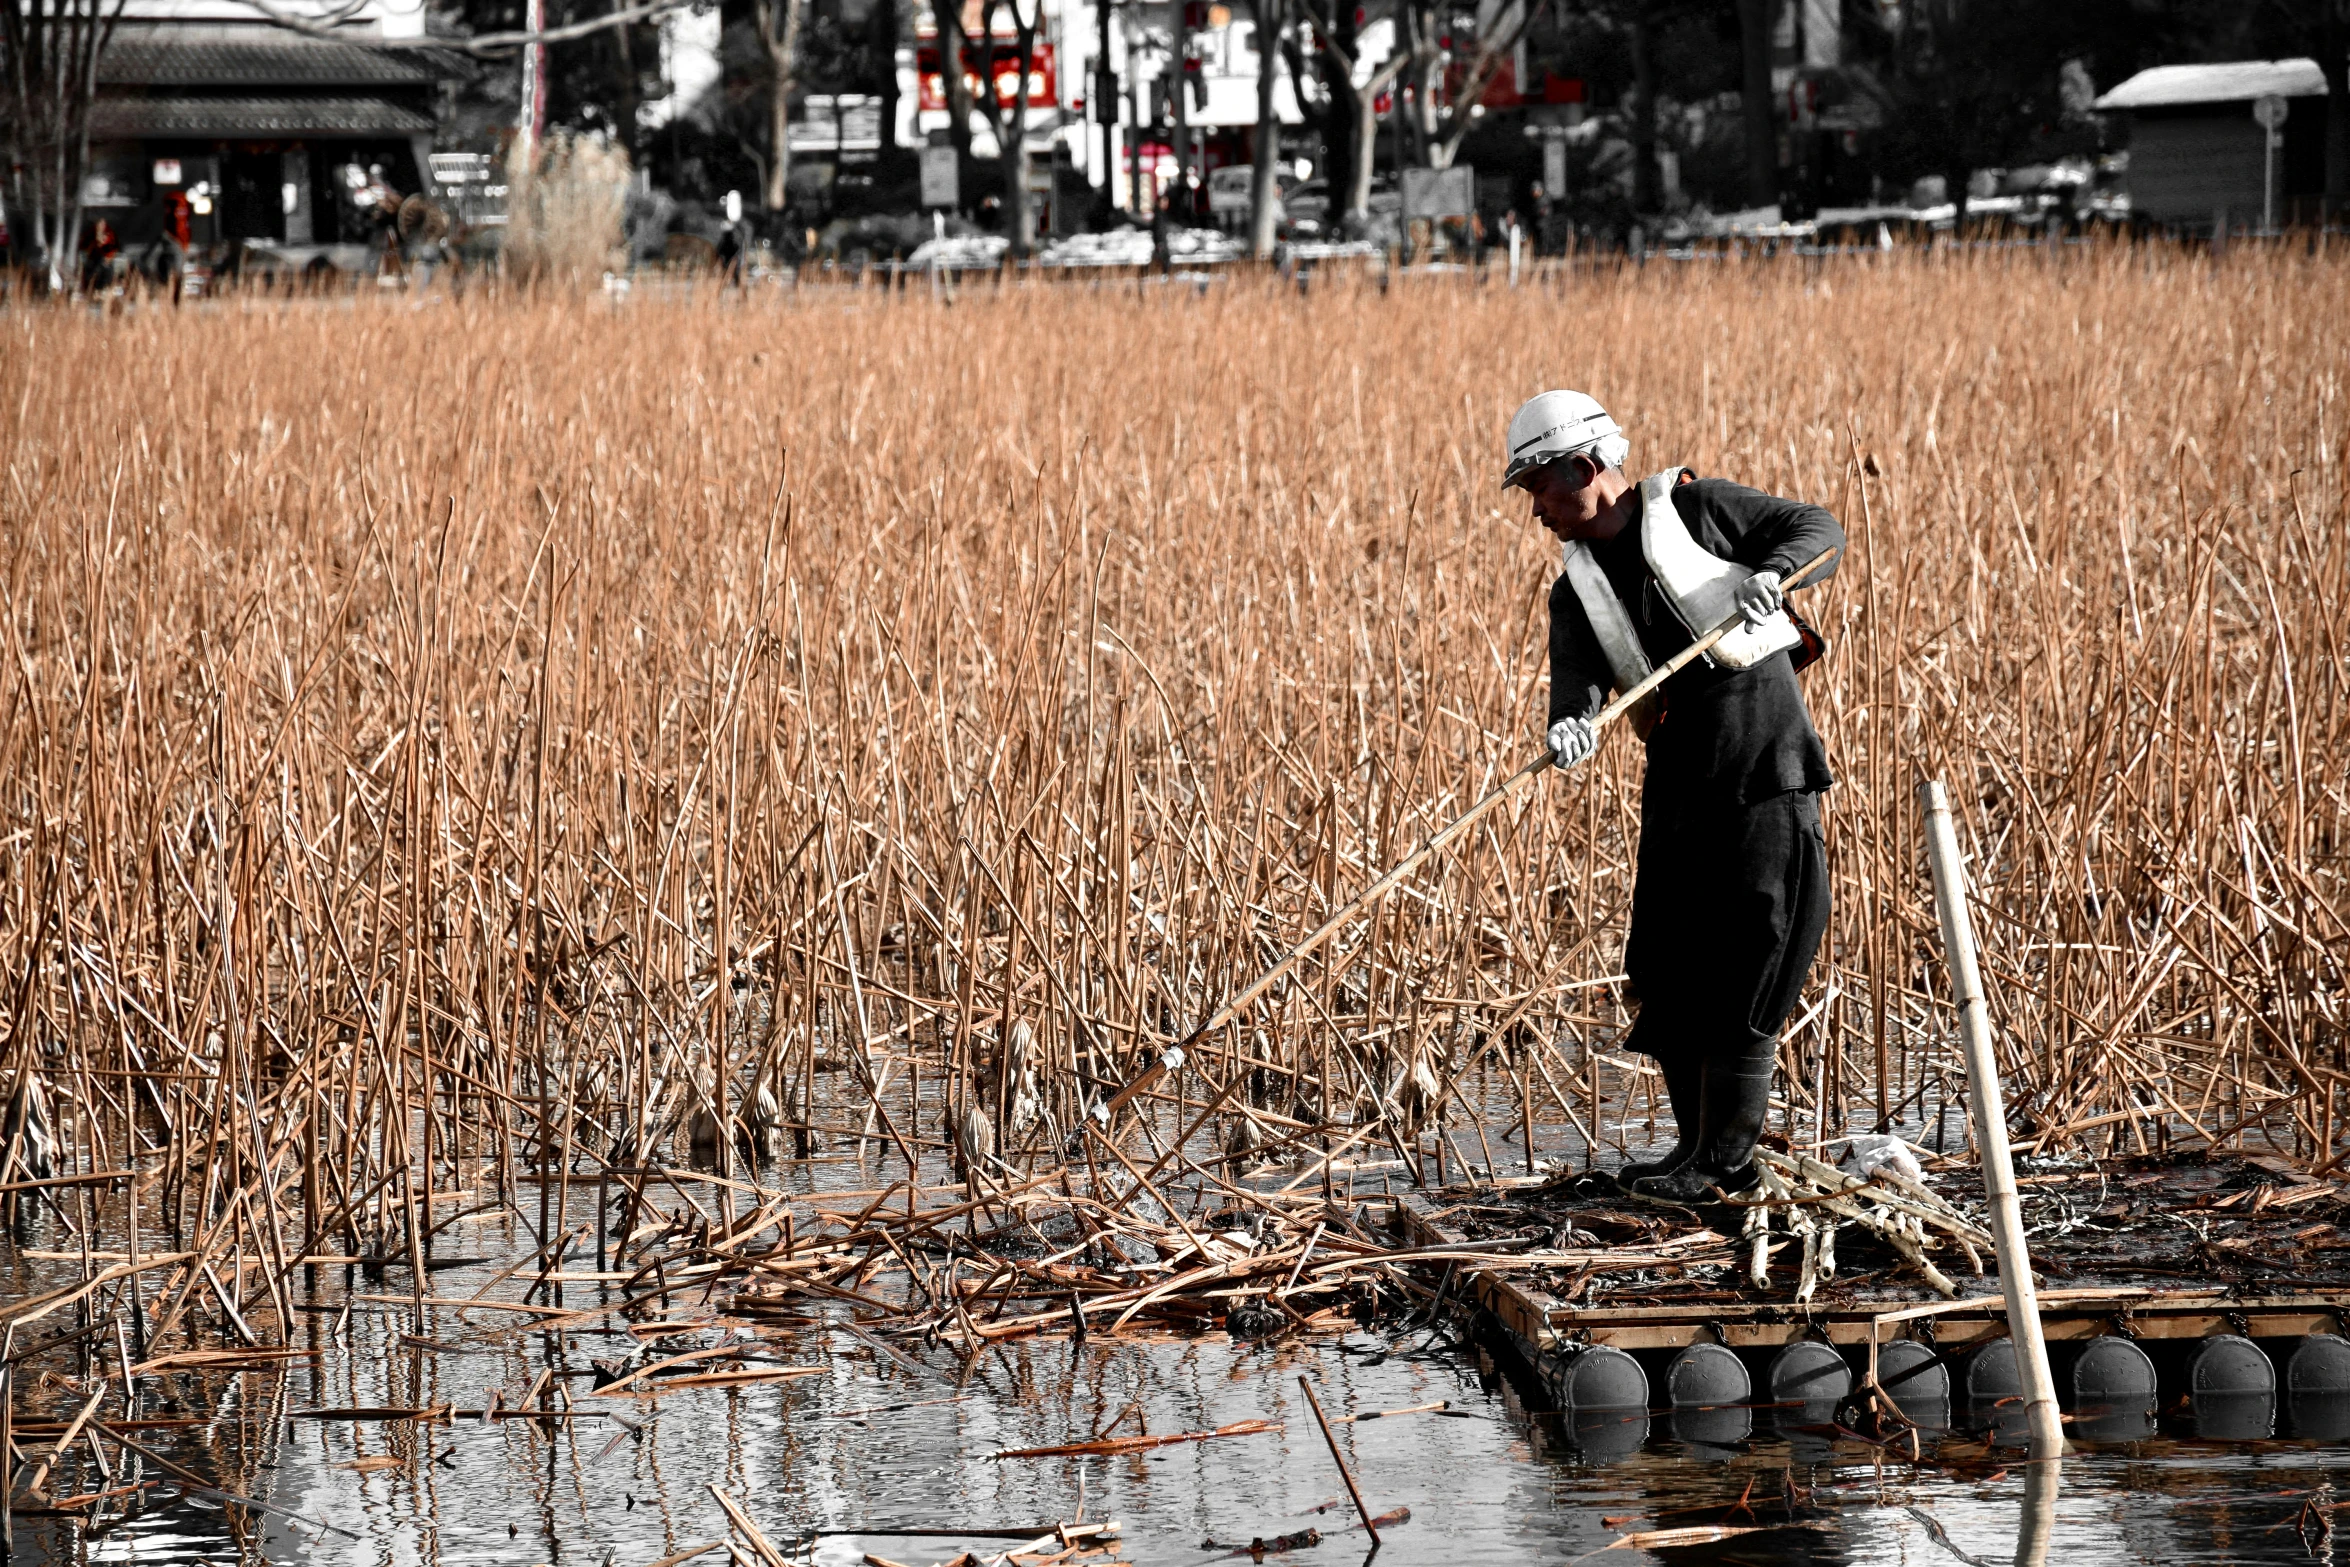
[1917,778,2064,1457]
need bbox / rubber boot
[1630,1043,1774,1202]
[1617,1055,1702,1184]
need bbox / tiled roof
[98,22,463,87]
[2095,59,2327,110]
[90,93,437,135]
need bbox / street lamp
[2253,92,2286,232]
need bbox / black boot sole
[1627,1163,1761,1204]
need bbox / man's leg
[1630,1041,1775,1199]
[1630,792,1829,1201]
[1617,773,1701,1178]
[1618,1052,1703,1182]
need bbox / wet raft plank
[1391,1193,2350,1358]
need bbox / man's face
[1520,453,1606,541]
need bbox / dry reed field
[2,248,2346,1353]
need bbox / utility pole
[2255,93,2287,231]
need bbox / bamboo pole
[1917,778,2064,1457]
[1298,1376,1379,1547]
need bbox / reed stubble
[2,245,2345,1357]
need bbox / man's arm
[1547,574,1610,726]
[1693,480,1846,587]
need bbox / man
[1504,390,1843,1201]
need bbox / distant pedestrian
[80,219,120,293]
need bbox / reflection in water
[1667,1404,1750,1460]
[16,1208,2350,1565]
[2072,1400,2160,1444]
[2017,1458,2062,1567]
[1563,1406,1651,1463]
[2193,1390,2277,1441]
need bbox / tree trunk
[936,0,977,161]
[1314,0,1358,225]
[754,0,807,211]
[869,0,901,159]
[1735,0,1775,209]
[611,0,641,159]
[1401,0,1436,168]
[1299,0,1406,231]
[3,0,118,290]
[972,0,1037,252]
[1248,0,1284,257]
[1344,52,1409,224]
[1348,82,1378,222]
[1628,1,1657,212]
[1432,0,1538,172]
[767,73,792,211]
[1008,2,1036,254]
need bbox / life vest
[1636,469,1804,670]
[1557,470,1814,733]
[1559,538,1664,738]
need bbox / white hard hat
[1501,390,1621,489]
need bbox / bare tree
[1246,0,1285,255]
[972,0,1039,253]
[752,0,807,211]
[933,0,977,160]
[1397,0,1542,170]
[1294,0,1408,227]
[2,0,123,290]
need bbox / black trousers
[1622,785,1830,1066]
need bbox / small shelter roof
[98,22,465,87]
[89,93,438,136]
[2095,58,2327,111]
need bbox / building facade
[81,0,463,265]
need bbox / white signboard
[920,145,959,208]
[1206,166,1253,216]
[1401,165,1474,220]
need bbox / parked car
[1207,165,1298,229]
[1207,166,1256,219]
[1281,176,1400,241]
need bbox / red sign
[917,41,1057,111]
[1444,56,1526,108]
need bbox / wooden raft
[1390,1192,2350,1401]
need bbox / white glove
[1735,569,1785,627]
[1546,717,1596,769]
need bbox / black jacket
[1546,473,1845,803]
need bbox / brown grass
[1,245,2345,1326]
